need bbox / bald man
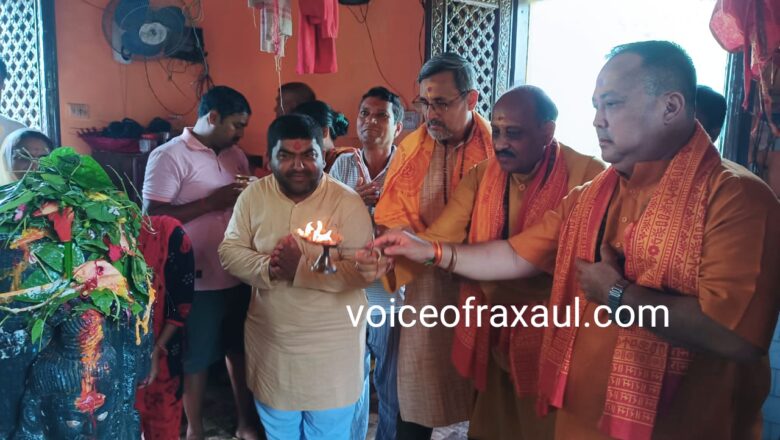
[274,82,316,116]
[399,86,604,439]
[367,41,780,439]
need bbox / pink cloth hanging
[297,0,339,74]
[710,0,780,109]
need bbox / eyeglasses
[412,91,468,114]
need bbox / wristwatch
[607,278,631,314]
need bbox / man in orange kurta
[368,41,780,440]
[391,86,604,439]
[373,52,493,437]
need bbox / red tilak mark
[74,390,105,414]
[427,86,432,92]
[74,310,106,418]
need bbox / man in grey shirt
[329,86,404,440]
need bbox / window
[517,0,727,157]
[0,0,60,143]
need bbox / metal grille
[0,0,44,130]
[429,0,514,118]
[444,2,496,115]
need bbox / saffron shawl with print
[452,140,568,396]
[537,125,720,440]
[374,111,493,231]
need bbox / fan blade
[114,0,149,29]
[154,6,187,35]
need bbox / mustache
[286,171,312,177]
[496,150,515,159]
[596,131,612,142]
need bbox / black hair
[198,85,252,118]
[361,86,404,123]
[417,52,477,93]
[695,85,727,139]
[267,114,324,155]
[292,100,349,140]
[608,41,697,114]
[280,82,316,102]
[13,129,54,152]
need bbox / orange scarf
[452,141,568,395]
[374,112,493,231]
[537,125,720,440]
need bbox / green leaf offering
[0,148,151,341]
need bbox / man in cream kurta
[219,114,373,440]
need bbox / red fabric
[135,215,186,439]
[451,141,568,396]
[137,216,182,337]
[135,357,183,440]
[710,0,780,108]
[297,0,339,74]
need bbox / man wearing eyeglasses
[374,52,494,438]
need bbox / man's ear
[393,121,403,138]
[466,90,479,112]
[207,110,221,126]
[542,121,556,144]
[662,92,686,124]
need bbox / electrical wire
[419,0,425,65]
[143,59,199,116]
[158,59,190,98]
[347,3,410,108]
[180,0,204,23]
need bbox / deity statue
[0,149,153,439]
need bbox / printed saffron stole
[374,111,493,232]
[452,140,568,396]
[537,125,719,440]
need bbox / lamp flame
[296,221,341,246]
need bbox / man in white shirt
[328,86,404,440]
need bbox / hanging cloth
[297,0,339,74]
[250,0,293,57]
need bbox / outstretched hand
[370,229,434,264]
[354,247,393,282]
